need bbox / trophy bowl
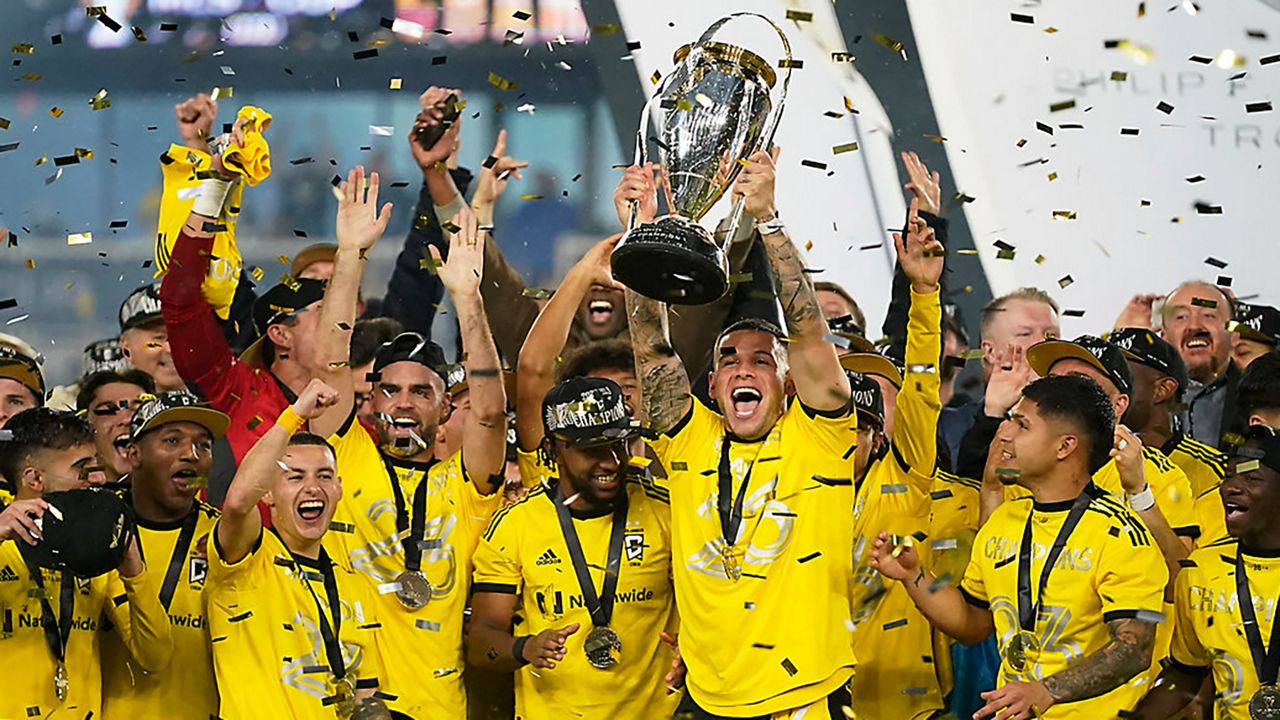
[611,15,792,306]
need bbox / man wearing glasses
[75,369,156,486]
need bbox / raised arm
[892,197,945,476]
[868,530,994,644]
[310,166,392,440]
[735,150,850,411]
[516,236,621,450]
[628,289,693,435]
[435,209,507,491]
[218,379,338,564]
[1111,426,1190,595]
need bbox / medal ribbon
[18,549,75,671]
[278,535,347,681]
[404,474,430,573]
[717,437,754,548]
[1016,484,1099,632]
[381,456,412,536]
[552,488,628,628]
[1236,548,1280,687]
[158,510,199,611]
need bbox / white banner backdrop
[907,0,1280,335]
[610,0,908,336]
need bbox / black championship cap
[1026,334,1134,396]
[1108,327,1189,394]
[1231,303,1280,347]
[847,371,885,428]
[22,487,135,578]
[83,338,128,376]
[118,283,164,332]
[129,391,230,442]
[373,332,450,381]
[1223,425,1280,476]
[0,346,45,402]
[240,277,327,367]
[542,376,646,447]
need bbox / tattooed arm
[734,150,850,412]
[971,617,1156,719]
[627,288,692,435]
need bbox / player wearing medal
[308,167,508,717]
[845,199,950,719]
[629,149,858,718]
[0,408,173,719]
[1132,426,1280,719]
[872,375,1168,719]
[101,392,227,717]
[207,378,391,719]
[469,376,677,719]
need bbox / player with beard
[75,369,154,485]
[1131,426,1280,719]
[101,391,227,717]
[629,148,857,718]
[872,375,1167,719]
[208,378,391,719]
[308,167,507,717]
[469,376,677,718]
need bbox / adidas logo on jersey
[535,549,561,566]
[0,565,18,582]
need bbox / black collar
[1032,483,1098,513]
[1160,431,1184,458]
[1241,543,1280,559]
[127,491,198,531]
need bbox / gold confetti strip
[210,86,232,101]
[389,77,402,90]
[786,9,813,22]
[832,141,859,154]
[871,33,908,61]
[74,147,92,158]
[519,194,544,200]
[650,69,662,85]
[11,43,34,54]
[1047,171,1058,181]
[521,288,553,300]
[67,232,92,245]
[49,106,64,118]
[1237,459,1261,473]
[1051,210,1077,221]
[487,72,517,91]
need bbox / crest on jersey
[624,530,647,564]
[189,557,208,585]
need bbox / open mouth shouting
[296,496,328,524]
[588,299,615,327]
[1182,330,1213,354]
[111,434,132,467]
[1224,498,1248,525]
[730,386,763,419]
[171,467,202,490]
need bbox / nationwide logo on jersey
[624,529,648,564]
[0,565,18,582]
[536,548,561,566]
[189,557,208,586]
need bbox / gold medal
[393,570,433,610]
[54,660,69,701]
[1252,685,1280,719]
[721,544,742,582]
[331,675,357,718]
[584,626,622,669]
[1004,630,1040,673]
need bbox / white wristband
[190,177,233,219]
[1127,484,1156,513]
[755,215,785,235]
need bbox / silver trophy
[611,13,793,305]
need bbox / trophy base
[611,216,729,306]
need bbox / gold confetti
[49,106,64,118]
[1237,459,1261,473]
[1034,254,1047,265]
[11,43,34,54]
[650,70,662,85]
[210,86,232,101]
[487,72,516,91]
[0,117,8,130]
[1047,172,1058,181]
[389,77,402,90]
[74,147,93,159]
[1114,39,1155,65]
[843,96,856,113]
[67,232,92,246]
[1051,210,1077,221]
[832,142,859,154]
[24,259,36,269]
[1044,26,1059,33]
[33,154,46,166]
[675,98,693,112]
[871,33,908,61]
[591,23,620,35]
[278,254,291,265]
[786,10,813,22]
[519,194,544,200]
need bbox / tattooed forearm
[760,229,823,338]
[626,288,692,434]
[1042,618,1155,703]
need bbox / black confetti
[1205,256,1228,269]
[1246,101,1273,113]
[353,48,378,60]
[1010,12,1034,23]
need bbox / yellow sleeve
[1168,562,1210,668]
[351,582,387,687]
[647,400,721,466]
[959,521,993,607]
[472,504,523,594]
[1095,511,1169,621]
[154,144,244,319]
[448,451,503,547]
[207,521,269,590]
[891,287,942,485]
[1146,451,1199,540]
[102,567,174,674]
[516,447,552,489]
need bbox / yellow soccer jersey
[649,398,857,716]
[102,500,221,718]
[928,471,982,586]
[326,412,501,718]
[0,540,173,719]
[1161,433,1228,547]
[516,447,552,490]
[1092,447,1199,540]
[472,480,677,720]
[960,486,1168,719]
[849,287,947,720]
[1169,538,1280,719]
[206,525,385,719]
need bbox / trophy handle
[699,12,795,247]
